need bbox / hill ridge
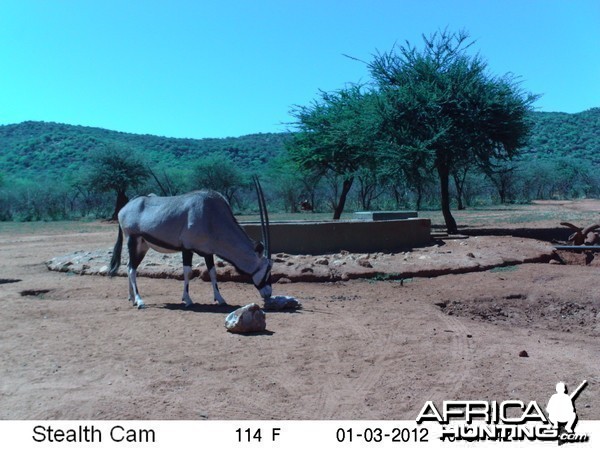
[1,108,599,179]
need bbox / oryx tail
[109,225,124,277]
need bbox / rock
[59,261,73,269]
[357,258,372,268]
[314,257,329,265]
[225,303,266,333]
[264,295,302,311]
[273,253,289,263]
[518,350,529,357]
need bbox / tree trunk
[286,189,298,213]
[333,177,354,220]
[438,165,458,234]
[310,190,317,213]
[498,182,507,204]
[453,172,466,210]
[112,189,129,221]
[392,186,401,209]
[415,184,423,211]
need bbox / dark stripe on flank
[139,233,183,252]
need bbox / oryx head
[252,176,273,299]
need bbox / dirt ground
[0,200,598,420]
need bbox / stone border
[46,236,556,283]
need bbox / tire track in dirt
[202,300,306,420]
[236,299,382,420]
[258,304,338,419]
[277,294,477,419]
[317,296,477,420]
[312,301,395,419]
[408,308,475,417]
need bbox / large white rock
[225,303,266,333]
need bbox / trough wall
[242,218,431,255]
[353,211,418,221]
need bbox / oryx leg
[205,255,226,305]
[127,236,149,309]
[181,250,194,307]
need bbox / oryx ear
[254,241,265,255]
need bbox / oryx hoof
[133,299,146,309]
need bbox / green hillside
[1,108,599,180]
[524,108,600,164]
[0,108,598,221]
[0,121,291,179]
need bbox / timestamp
[336,426,429,444]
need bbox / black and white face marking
[252,258,273,299]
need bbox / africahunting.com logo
[416,380,589,444]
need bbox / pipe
[554,245,600,251]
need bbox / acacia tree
[191,152,245,206]
[288,85,381,219]
[378,140,434,210]
[484,159,520,204]
[267,156,304,212]
[86,145,150,220]
[369,29,538,232]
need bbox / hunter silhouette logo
[416,380,590,443]
[546,380,587,438]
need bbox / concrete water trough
[353,211,418,221]
[242,216,431,255]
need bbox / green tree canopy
[288,85,382,219]
[190,152,245,205]
[85,144,150,219]
[369,29,539,232]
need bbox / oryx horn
[253,176,271,259]
[560,222,582,231]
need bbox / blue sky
[1,0,599,139]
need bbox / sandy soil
[0,201,598,420]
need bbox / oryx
[560,222,600,245]
[108,178,272,309]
